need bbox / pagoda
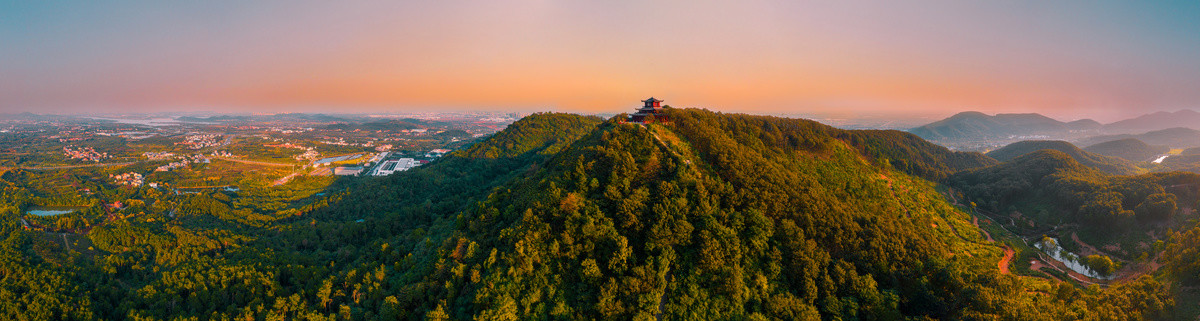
[629,97,668,123]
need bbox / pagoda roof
[641,97,662,103]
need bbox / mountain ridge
[909,111,1098,142]
[984,140,1139,175]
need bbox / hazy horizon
[4,1,1200,123]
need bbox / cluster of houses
[269,127,313,134]
[143,151,175,161]
[295,149,320,161]
[178,134,222,149]
[110,172,144,187]
[63,146,109,162]
[155,154,211,172]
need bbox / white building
[373,158,420,176]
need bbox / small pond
[25,206,87,217]
[1034,237,1113,280]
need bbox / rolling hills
[984,140,1139,175]
[1077,127,1200,149]
[1104,110,1200,133]
[1083,138,1170,162]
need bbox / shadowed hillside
[986,140,1139,175]
[1083,138,1170,162]
[910,111,1098,142]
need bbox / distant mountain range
[910,110,1200,145]
[323,118,448,131]
[1104,110,1200,134]
[908,111,1100,142]
[1076,127,1200,149]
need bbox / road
[19,162,137,170]
[212,156,295,167]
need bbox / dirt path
[1028,260,1064,282]
[1069,233,1112,258]
[999,247,1013,274]
[943,188,1016,275]
[1033,252,1103,286]
[273,173,300,186]
[973,216,994,242]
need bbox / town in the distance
[3,111,520,187]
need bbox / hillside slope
[986,140,1139,175]
[1084,138,1170,162]
[370,109,1167,320]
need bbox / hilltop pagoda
[629,97,668,123]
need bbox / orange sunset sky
[3,1,1199,121]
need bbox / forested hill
[454,112,605,159]
[985,140,1139,175]
[305,112,604,221]
[1083,138,1170,162]
[0,109,1174,320]
[404,109,980,319]
[834,128,997,181]
[304,108,1163,319]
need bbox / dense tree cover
[1084,254,1117,276]
[835,129,997,181]
[985,140,1140,175]
[1165,227,1200,285]
[1150,154,1200,175]
[0,110,1186,320]
[1083,138,1170,163]
[455,112,605,159]
[1135,193,1178,222]
[951,150,1198,232]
